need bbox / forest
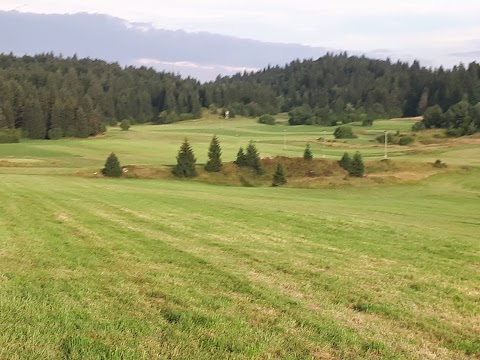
[0,52,480,140]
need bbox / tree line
[0,53,202,140]
[1,52,480,140]
[206,53,480,132]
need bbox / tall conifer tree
[205,135,222,172]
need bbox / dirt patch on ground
[368,171,436,182]
[390,116,423,121]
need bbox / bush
[446,128,464,137]
[399,136,414,146]
[258,114,276,125]
[412,121,426,132]
[361,117,374,126]
[156,111,179,125]
[349,152,365,177]
[376,132,395,144]
[120,119,131,131]
[105,118,118,127]
[0,129,21,143]
[48,128,63,140]
[272,164,287,186]
[334,126,357,139]
[178,113,195,121]
[102,153,122,177]
[288,105,315,125]
[433,159,447,168]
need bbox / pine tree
[339,152,351,170]
[272,163,287,186]
[246,141,264,175]
[349,152,365,177]
[303,143,313,160]
[235,147,247,167]
[23,97,47,139]
[102,152,122,177]
[204,135,222,172]
[172,138,197,177]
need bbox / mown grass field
[0,117,479,359]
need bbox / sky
[1,0,480,67]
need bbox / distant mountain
[0,11,330,81]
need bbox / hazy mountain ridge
[0,11,330,81]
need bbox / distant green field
[0,118,479,359]
[0,116,477,173]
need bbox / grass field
[0,117,479,359]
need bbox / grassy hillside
[0,118,479,359]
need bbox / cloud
[134,58,259,81]
[1,1,479,69]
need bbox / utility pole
[384,130,388,159]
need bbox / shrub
[258,114,276,125]
[334,126,357,139]
[399,136,414,146]
[172,138,197,177]
[361,117,374,126]
[48,128,63,140]
[0,129,21,143]
[446,128,464,137]
[272,164,287,186]
[376,132,395,144]
[102,153,122,177]
[412,121,426,132]
[433,159,447,168]
[120,119,131,131]
[157,111,179,124]
[178,113,195,121]
[303,143,313,160]
[349,152,365,177]
[106,117,118,127]
[339,152,351,170]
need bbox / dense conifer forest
[0,52,479,139]
[0,53,202,139]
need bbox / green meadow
[0,117,479,359]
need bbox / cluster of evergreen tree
[205,53,480,131]
[0,53,202,139]
[418,101,480,136]
[235,141,264,175]
[3,52,480,139]
[339,152,364,177]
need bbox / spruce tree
[339,152,351,170]
[272,164,287,186]
[246,141,264,175]
[303,143,313,160]
[235,147,247,167]
[205,135,222,172]
[172,138,197,177]
[102,152,122,177]
[349,152,365,177]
